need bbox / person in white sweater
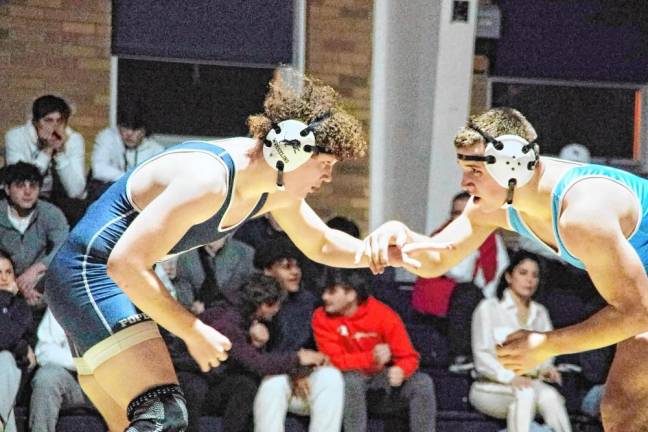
[29,308,91,432]
[4,95,86,201]
[90,104,164,192]
[469,251,571,432]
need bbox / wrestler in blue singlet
[508,162,648,270]
[45,141,268,360]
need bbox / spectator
[412,191,508,371]
[558,143,590,163]
[313,268,437,432]
[235,214,326,291]
[176,233,255,312]
[469,251,572,432]
[326,216,360,239]
[4,95,87,223]
[0,250,34,432]
[30,308,92,432]
[89,103,164,200]
[253,238,344,432]
[169,274,327,432]
[0,162,69,308]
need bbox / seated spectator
[4,95,87,223]
[176,233,255,312]
[30,308,92,432]
[168,274,327,432]
[469,251,572,432]
[326,216,360,239]
[313,268,437,432]
[0,162,69,310]
[412,191,508,370]
[235,214,326,291]
[89,103,164,201]
[253,238,344,432]
[0,250,34,432]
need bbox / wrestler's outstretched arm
[357,198,499,277]
[107,161,232,372]
[498,181,648,373]
[270,198,453,272]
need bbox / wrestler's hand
[356,221,454,274]
[184,321,232,372]
[496,330,553,375]
[355,221,418,274]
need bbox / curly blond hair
[247,72,367,161]
[454,107,538,149]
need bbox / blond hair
[247,72,367,161]
[454,107,537,149]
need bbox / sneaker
[555,363,582,373]
[448,355,474,374]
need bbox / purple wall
[494,0,648,82]
[112,0,293,65]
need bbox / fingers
[400,251,422,269]
[378,234,390,266]
[496,344,524,373]
[369,234,384,274]
[395,229,408,248]
[197,350,228,373]
[502,330,527,345]
[217,335,233,352]
[401,241,455,254]
[355,237,383,274]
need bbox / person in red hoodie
[312,268,437,432]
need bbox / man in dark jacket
[253,239,344,432]
[167,273,326,432]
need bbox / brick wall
[305,0,373,234]
[0,0,111,166]
[471,54,490,115]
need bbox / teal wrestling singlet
[508,163,648,270]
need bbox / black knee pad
[126,384,188,432]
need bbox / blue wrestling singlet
[507,162,648,270]
[45,141,268,359]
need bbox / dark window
[112,0,293,65]
[112,1,294,138]
[118,58,274,137]
[491,80,639,159]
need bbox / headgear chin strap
[457,123,539,205]
[263,114,330,190]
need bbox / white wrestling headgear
[263,114,330,190]
[456,123,539,205]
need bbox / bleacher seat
[426,368,472,412]
[407,324,450,368]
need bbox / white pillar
[370,0,478,233]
